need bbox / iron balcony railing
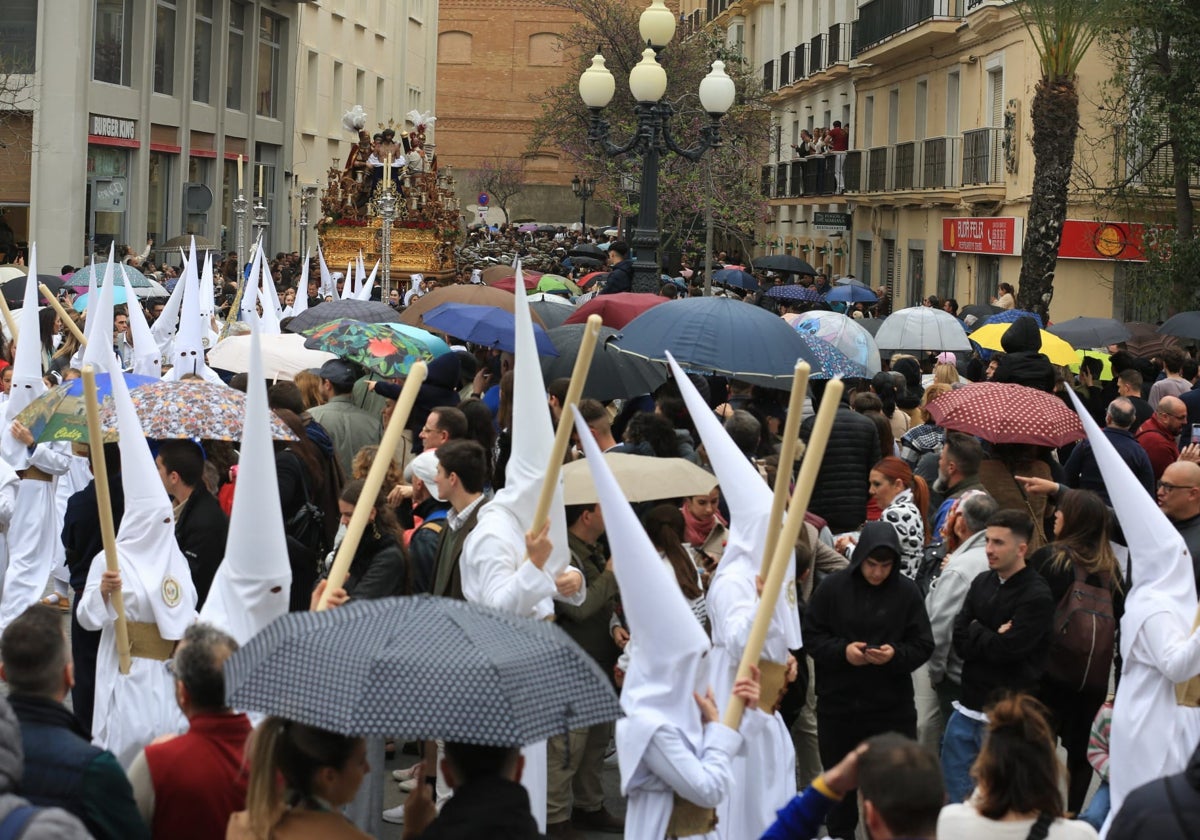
[763,59,775,91]
[789,160,804,196]
[827,23,850,65]
[852,0,963,56]
[893,141,916,190]
[793,44,808,80]
[761,165,773,197]
[961,126,1004,185]
[922,136,959,189]
[867,146,890,191]
[843,151,863,192]
[809,33,825,75]
[775,163,790,196]
[779,52,791,86]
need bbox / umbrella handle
[528,315,603,546]
[41,286,87,347]
[760,362,810,579]
[317,361,428,610]
[722,377,844,731]
[82,366,132,675]
[0,292,17,344]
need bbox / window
[376,77,386,117]
[858,239,873,285]
[193,0,214,103]
[438,31,472,64]
[355,69,365,105]
[528,33,562,66]
[154,0,177,95]
[332,61,344,124]
[227,2,246,110]
[147,152,172,246]
[93,0,133,86]
[407,85,421,113]
[186,157,210,235]
[0,0,37,74]
[864,96,874,147]
[976,256,1000,302]
[946,70,960,136]
[257,12,283,118]
[937,250,956,301]
[907,247,924,307]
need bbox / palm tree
[1015,0,1109,319]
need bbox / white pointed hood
[122,274,162,379]
[478,260,570,577]
[105,350,197,638]
[258,258,282,334]
[340,262,354,299]
[200,328,291,644]
[198,249,216,321]
[668,352,802,652]
[81,250,119,372]
[291,251,311,316]
[163,255,222,384]
[1,243,46,468]
[150,254,187,353]
[239,246,262,327]
[355,260,379,301]
[404,274,424,307]
[316,244,334,298]
[573,412,710,791]
[355,252,366,297]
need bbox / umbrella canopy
[613,296,825,388]
[491,274,538,293]
[2,274,64,305]
[577,271,607,290]
[96,380,298,442]
[1123,321,1179,358]
[857,317,884,336]
[713,268,758,291]
[517,223,539,233]
[970,323,1077,366]
[792,330,872,379]
[569,256,603,268]
[1069,349,1114,380]
[875,306,972,352]
[958,303,1004,326]
[565,292,667,330]
[0,266,26,283]
[208,332,336,381]
[73,285,129,311]
[422,302,558,355]
[301,319,450,378]
[161,234,218,250]
[925,382,1085,448]
[789,310,882,374]
[975,309,1043,332]
[1157,312,1200,343]
[399,284,547,327]
[480,264,519,284]
[224,595,621,744]
[542,325,667,401]
[749,254,817,275]
[562,453,717,505]
[285,299,400,334]
[67,263,165,295]
[835,276,869,287]
[1046,316,1131,348]
[534,274,581,296]
[824,284,878,304]
[15,373,158,444]
[766,284,821,302]
[528,297,574,330]
[569,243,605,260]
[536,224,558,234]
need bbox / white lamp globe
[639,0,677,49]
[698,60,737,115]
[628,48,668,104]
[579,54,616,109]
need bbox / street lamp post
[298,185,317,257]
[578,0,736,293]
[570,174,594,231]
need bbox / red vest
[143,713,253,840]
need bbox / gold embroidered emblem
[161,576,182,607]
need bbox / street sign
[478,193,489,206]
[1058,220,1146,262]
[813,212,851,233]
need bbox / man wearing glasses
[1156,461,1200,593]
[1137,395,1186,480]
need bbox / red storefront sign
[942,217,1023,256]
[1057,220,1146,262]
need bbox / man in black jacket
[1107,738,1200,840]
[800,390,880,533]
[598,241,633,295]
[941,509,1054,803]
[155,441,228,607]
[991,315,1056,393]
[803,521,934,840]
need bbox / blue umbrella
[422,302,559,356]
[612,297,825,388]
[713,268,758,291]
[766,284,821,302]
[793,331,871,380]
[974,309,1042,332]
[73,286,130,311]
[824,284,879,304]
[68,263,160,289]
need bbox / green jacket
[307,394,381,477]
[556,533,620,671]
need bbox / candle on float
[237,154,243,191]
[257,165,264,196]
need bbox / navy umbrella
[225,596,621,744]
[543,325,667,400]
[712,268,758,291]
[824,284,878,304]
[766,284,821,302]
[422,302,558,355]
[613,296,825,388]
[749,254,818,275]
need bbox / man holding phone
[803,522,934,840]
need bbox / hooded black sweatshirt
[991,316,1056,393]
[802,522,934,721]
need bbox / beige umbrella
[562,453,717,505]
[207,332,336,381]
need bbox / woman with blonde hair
[293,370,326,410]
[937,694,1097,839]
[898,382,951,468]
[226,717,371,839]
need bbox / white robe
[706,571,798,840]
[1101,611,1200,836]
[0,459,19,602]
[460,506,586,831]
[0,443,73,631]
[622,722,743,840]
[75,553,194,768]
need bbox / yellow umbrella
[971,322,1078,366]
[1068,350,1114,380]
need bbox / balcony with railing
[827,23,850,65]
[763,59,775,92]
[793,44,808,81]
[867,147,890,191]
[775,163,790,197]
[789,161,804,196]
[761,165,773,197]
[852,0,963,59]
[961,127,1003,185]
[843,151,862,193]
[809,33,826,75]
[779,52,791,87]
[893,142,916,190]
[922,136,959,189]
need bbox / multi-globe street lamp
[578,0,736,293]
[570,174,594,231]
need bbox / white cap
[404,450,444,502]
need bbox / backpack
[0,805,37,840]
[1047,562,1117,693]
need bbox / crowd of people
[0,238,1197,840]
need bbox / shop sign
[813,212,851,233]
[941,217,1023,256]
[94,178,127,211]
[90,115,137,140]
[1057,220,1146,262]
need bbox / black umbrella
[958,303,1003,325]
[543,325,667,400]
[569,243,605,260]
[748,254,818,275]
[1047,316,1131,348]
[1157,312,1200,342]
[225,595,621,744]
[536,224,558,235]
[3,274,65,305]
[857,317,885,337]
[285,300,402,333]
[570,256,603,268]
[529,298,575,330]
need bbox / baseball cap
[316,359,358,390]
[404,450,444,501]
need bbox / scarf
[681,503,726,548]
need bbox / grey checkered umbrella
[224,595,621,745]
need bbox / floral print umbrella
[301,318,450,378]
[95,380,298,442]
[16,373,158,445]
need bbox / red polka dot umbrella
[925,382,1084,448]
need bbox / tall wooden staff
[0,294,18,345]
[82,365,132,674]
[40,285,88,346]
[723,378,844,729]
[760,361,809,577]
[317,361,427,609]
[525,314,603,551]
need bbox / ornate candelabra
[232,192,249,275]
[252,195,270,248]
[298,186,317,256]
[374,175,399,303]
